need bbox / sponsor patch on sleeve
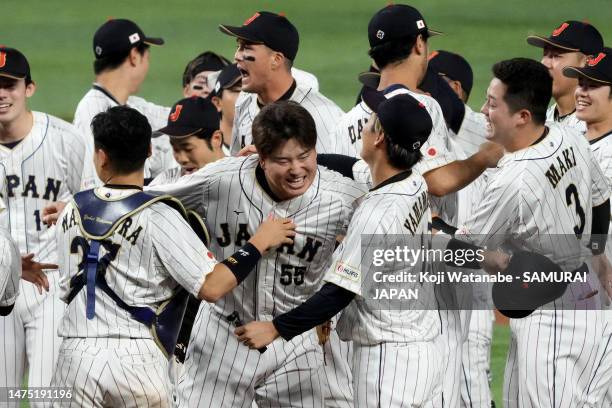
[334,262,360,282]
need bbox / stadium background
[4,0,611,405]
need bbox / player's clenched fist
[234,321,279,349]
[248,216,296,254]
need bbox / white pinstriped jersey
[546,103,586,134]
[324,171,440,345]
[56,187,216,339]
[450,104,488,157]
[149,155,366,321]
[291,67,320,91]
[73,84,175,179]
[230,84,344,155]
[458,124,610,270]
[590,131,612,228]
[149,166,182,186]
[0,111,96,265]
[0,225,20,307]
[330,85,457,175]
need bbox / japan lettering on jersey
[0,112,96,263]
[230,84,344,155]
[149,155,366,321]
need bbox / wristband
[221,243,262,284]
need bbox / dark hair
[368,33,428,70]
[91,106,151,174]
[492,58,552,125]
[182,51,230,87]
[94,43,149,75]
[252,101,317,158]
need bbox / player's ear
[25,81,36,98]
[147,143,152,158]
[516,108,532,126]
[414,34,426,56]
[211,95,222,112]
[211,130,223,149]
[128,47,140,67]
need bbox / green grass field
[4,0,610,406]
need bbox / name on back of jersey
[544,146,577,188]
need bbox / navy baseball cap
[361,88,432,151]
[219,11,299,61]
[493,251,569,319]
[93,19,164,59]
[527,21,603,55]
[563,47,612,85]
[157,97,220,138]
[428,50,474,97]
[0,47,31,81]
[210,63,242,96]
[368,4,441,50]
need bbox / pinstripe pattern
[450,105,489,157]
[546,104,587,134]
[318,319,354,408]
[460,309,494,408]
[579,132,612,408]
[0,112,94,408]
[73,85,176,180]
[457,124,611,408]
[329,87,457,175]
[150,155,365,407]
[52,186,217,407]
[56,187,216,339]
[49,337,171,408]
[323,171,443,407]
[0,226,20,307]
[229,85,345,156]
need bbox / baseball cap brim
[526,35,579,52]
[427,29,443,37]
[143,37,164,46]
[218,24,264,44]
[358,71,381,89]
[157,125,204,138]
[563,66,612,85]
[0,72,26,80]
[361,86,386,112]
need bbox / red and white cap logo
[587,52,606,66]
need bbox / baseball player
[237,91,446,407]
[428,50,489,157]
[527,20,604,133]
[456,58,610,408]
[0,198,20,317]
[563,49,612,408]
[181,51,230,98]
[218,11,344,156]
[50,105,296,408]
[427,49,495,408]
[73,18,175,181]
[149,100,367,408]
[150,97,225,186]
[0,47,96,407]
[209,63,242,153]
[329,6,501,406]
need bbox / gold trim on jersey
[72,194,188,241]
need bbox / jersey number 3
[565,183,585,238]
